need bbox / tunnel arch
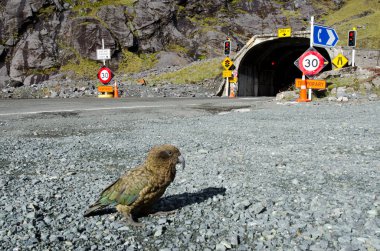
[236,37,332,97]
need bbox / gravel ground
[0,99,379,250]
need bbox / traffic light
[224,40,231,56]
[348,30,356,47]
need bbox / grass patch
[146,58,222,85]
[61,57,99,80]
[26,67,59,76]
[37,5,56,18]
[327,77,361,94]
[166,44,189,54]
[322,0,380,48]
[187,16,220,27]
[117,50,157,74]
[59,45,100,80]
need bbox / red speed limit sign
[295,48,328,76]
[97,66,113,84]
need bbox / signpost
[96,39,111,65]
[222,57,231,96]
[224,39,231,56]
[98,85,114,93]
[294,48,328,77]
[278,28,292,38]
[223,70,232,78]
[332,53,348,69]
[313,24,339,48]
[97,66,113,84]
[348,29,357,66]
[293,16,336,102]
[96,39,117,98]
[222,57,233,70]
[348,30,357,47]
[295,78,326,89]
[221,57,236,97]
[96,49,111,61]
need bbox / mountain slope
[323,0,380,48]
[0,0,378,88]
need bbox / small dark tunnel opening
[237,38,332,97]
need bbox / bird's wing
[98,169,150,206]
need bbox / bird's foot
[120,211,144,227]
[125,218,144,227]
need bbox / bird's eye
[158,150,172,159]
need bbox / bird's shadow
[88,187,226,217]
[151,186,226,214]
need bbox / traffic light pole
[348,29,357,67]
[225,77,229,97]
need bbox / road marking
[0,104,180,116]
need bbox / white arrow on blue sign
[313,24,339,48]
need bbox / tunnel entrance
[237,38,332,97]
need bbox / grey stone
[0,64,10,88]
[154,226,164,237]
[230,234,239,246]
[25,212,36,219]
[157,217,168,225]
[276,91,297,101]
[368,93,378,101]
[364,82,373,91]
[215,243,226,251]
[336,87,347,98]
[337,96,349,102]
[372,77,380,88]
[155,52,191,68]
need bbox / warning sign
[332,53,348,69]
[222,57,234,70]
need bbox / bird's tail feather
[84,201,108,217]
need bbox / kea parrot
[84,144,185,225]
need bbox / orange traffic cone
[297,76,310,102]
[114,81,119,98]
[229,83,236,98]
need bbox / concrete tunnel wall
[236,37,332,97]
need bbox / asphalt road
[0,97,273,117]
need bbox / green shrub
[61,57,99,80]
[117,50,157,74]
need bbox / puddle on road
[192,104,251,114]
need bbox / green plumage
[84,144,185,221]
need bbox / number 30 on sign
[294,48,328,77]
[97,66,113,84]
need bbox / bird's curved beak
[177,155,185,170]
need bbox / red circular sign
[298,50,326,76]
[97,67,113,84]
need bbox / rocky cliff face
[0,0,343,88]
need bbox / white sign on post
[96,49,111,60]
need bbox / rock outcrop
[0,0,337,87]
